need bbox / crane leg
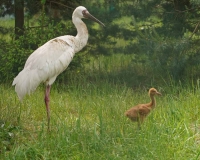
[45,84,51,131]
[137,121,141,130]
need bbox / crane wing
[12,36,75,100]
[138,105,151,116]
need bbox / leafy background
[0,0,200,83]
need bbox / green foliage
[132,26,194,80]
[94,0,200,81]
[0,122,18,154]
[1,0,200,83]
[0,0,14,16]
[0,39,32,81]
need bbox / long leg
[138,116,144,130]
[44,84,51,131]
[137,121,141,130]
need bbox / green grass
[1,54,200,159]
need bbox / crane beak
[156,92,162,96]
[83,10,105,27]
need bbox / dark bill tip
[83,10,105,27]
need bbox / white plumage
[12,6,105,131]
[12,37,74,100]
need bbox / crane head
[73,6,105,27]
[149,88,162,96]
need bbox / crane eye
[82,10,87,16]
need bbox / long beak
[156,92,162,96]
[84,11,105,27]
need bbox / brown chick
[125,88,161,128]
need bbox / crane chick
[125,88,161,128]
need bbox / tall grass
[0,54,200,159]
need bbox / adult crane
[12,6,105,131]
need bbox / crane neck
[72,16,89,52]
[149,94,156,109]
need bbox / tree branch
[189,21,200,40]
[49,1,74,10]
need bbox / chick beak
[156,92,162,96]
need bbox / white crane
[12,6,105,131]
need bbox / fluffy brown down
[125,88,161,128]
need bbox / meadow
[0,54,200,160]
